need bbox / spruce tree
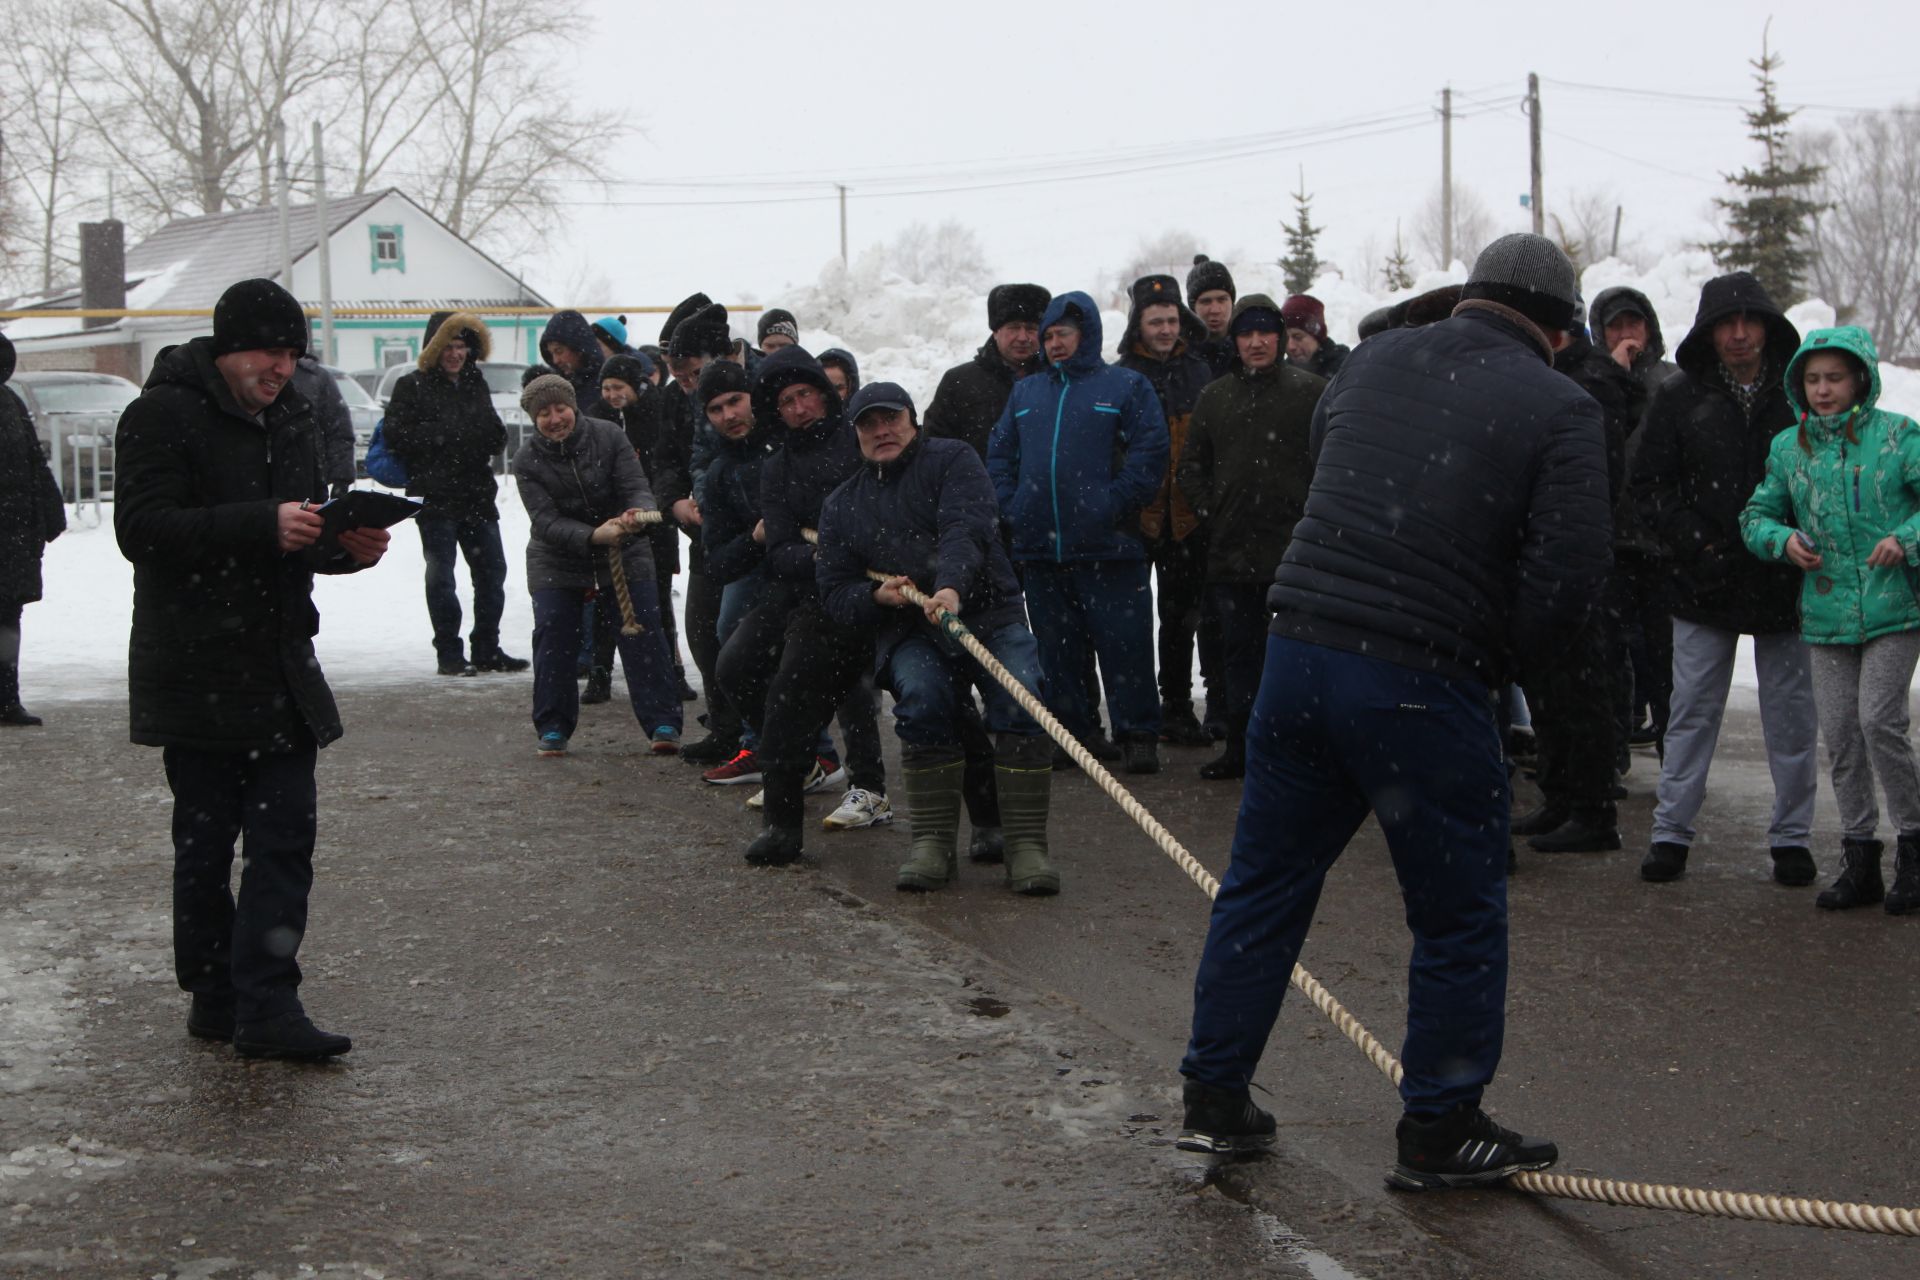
[1279,167,1324,295]
[1382,221,1416,291]
[1708,23,1824,305]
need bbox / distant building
[2,189,550,379]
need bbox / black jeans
[1209,582,1272,746]
[163,742,319,1022]
[718,597,883,828]
[1152,531,1221,709]
[684,569,739,737]
[417,511,508,664]
[1523,614,1617,811]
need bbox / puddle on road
[1183,1160,1370,1280]
[965,995,1011,1018]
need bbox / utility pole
[837,184,848,264]
[1610,205,1623,259]
[275,122,293,287]
[1526,73,1544,236]
[1440,87,1453,268]
[312,120,334,365]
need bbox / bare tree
[324,4,434,196]
[0,13,96,292]
[878,220,993,291]
[1550,186,1638,274]
[1110,229,1207,307]
[1803,106,1920,360]
[1412,184,1495,272]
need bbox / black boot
[1770,844,1817,887]
[1528,805,1620,853]
[745,825,805,867]
[1817,838,1885,910]
[1199,719,1246,781]
[1175,1080,1276,1155]
[1509,800,1569,837]
[1640,841,1688,883]
[186,993,236,1042]
[580,668,613,704]
[1887,834,1920,916]
[232,1012,352,1061]
[0,661,40,726]
[1122,732,1160,775]
[1159,700,1213,747]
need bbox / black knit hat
[668,302,732,359]
[600,353,652,394]
[211,278,308,357]
[987,283,1051,332]
[696,358,753,410]
[757,308,799,346]
[1186,255,1236,307]
[659,292,713,345]
[1460,234,1579,332]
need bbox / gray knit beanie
[1461,234,1579,331]
[520,372,576,418]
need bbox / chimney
[79,220,127,331]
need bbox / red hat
[1279,294,1327,341]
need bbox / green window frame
[369,224,405,273]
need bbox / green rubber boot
[897,761,965,891]
[995,764,1059,896]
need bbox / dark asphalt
[3,676,1916,1278]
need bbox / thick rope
[603,510,666,637]
[801,530,1920,1237]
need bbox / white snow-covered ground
[20,251,1920,708]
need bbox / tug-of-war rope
[604,518,1913,1237]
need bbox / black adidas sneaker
[1175,1080,1277,1155]
[1387,1104,1557,1190]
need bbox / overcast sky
[521,0,1918,308]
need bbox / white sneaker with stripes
[823,787,893,830]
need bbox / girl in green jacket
[1741,325,1920,914]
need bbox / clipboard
[317,490,423,549]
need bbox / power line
[1543,77,1916,115]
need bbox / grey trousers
[1808,633,1920,840]
[1651,618,1818,847]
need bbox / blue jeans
[1181,636,1510,1117]
[1020,559,1159,740]
[886,622,1045,749]
[418,512,508,664]
[531,584,683,740]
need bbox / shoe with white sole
[823,787,893,830]
[807,758,847,794]
[746,788,764,810]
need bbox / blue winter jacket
[986,292,1170,562]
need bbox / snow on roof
[122,190,392,309]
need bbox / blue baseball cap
[847,380,915,425]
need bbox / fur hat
[1279,295,1327,340]
[987,283,1051,332]
[757,308,799,346]
[1186,255,1236,307]
[1461,234,1579,331]
[520,373,576,418]
[211,278,308,357]
[419,310,491,370]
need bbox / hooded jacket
[819,348,862,400]
[1740,327,1920,645]
[986,292,1170,563]
[926,338,1045,459]
[384,312,508,521]
[510,413,656,593]
[1631,272,1802,633]
[1267,304,1612,689]
[755,347,864,598]
[1176,321,1326,584]
[0,334,66,604]
[1587,286,1678,409]
[1116,287,1215,544]
[700,416,781,588]
[114,338,366,751]
[817,433,1027,671]
[539,310,607,408]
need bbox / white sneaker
[745,788,764,810]
[823,787,893,830]
[808,758,848,794]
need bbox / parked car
[377,359,532,469]
[10,370,140,499]
[319,364,383,478]
[347,367,387,400]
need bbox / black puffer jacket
[925,339,1044,459]
[511,415,656,593]
[114,339,366,752]
[290,357,355,488]
[817,434,1025,669]
[384,315,508,522]
[1630,272,1802,633]
[1176,358,1325,583]
[1268,304,1612,690]
[701,419,781,588]
[590,379,682,574]
[756,348,863,600]
[0,336,65,604]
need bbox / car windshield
[331,372,377,409]
[30,381,138,414]
[479,364,529,396]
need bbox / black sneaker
[1084,732,1123,763]
[1527,810,1621,854]
[436,659,477,677]
[1771,844,1818,887]
[186,993,236,1042]
[1123,735,1160,775]
[678,677,699,702]
[232,1012,352,1061]
[1640,841,1688,883]
[1159,704,1213,747]
[473,651,531,673]
[680,732,741,766]
[1387,1105,1557,1191]
[1509,801,1569,837]
[1175,1080,1276,1155]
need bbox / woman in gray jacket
[513,374,681,756]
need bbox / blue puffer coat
[986,291,1169,562]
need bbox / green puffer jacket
[1739,326,1920,644]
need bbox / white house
[3,189,551,378]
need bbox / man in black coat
[1178,237,1608,1190]
[384,311,523,677]
[114,278,393,1061]
[1280,294,1350,382]
[1117,274,1221,748]
[0,332,65,726]
[289,356,355,498]
[817,384,1057,895]
[1630,272,1816,886]
[924,283,1049,459]
[1186,255,1238,378]
[539,309,607,408]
